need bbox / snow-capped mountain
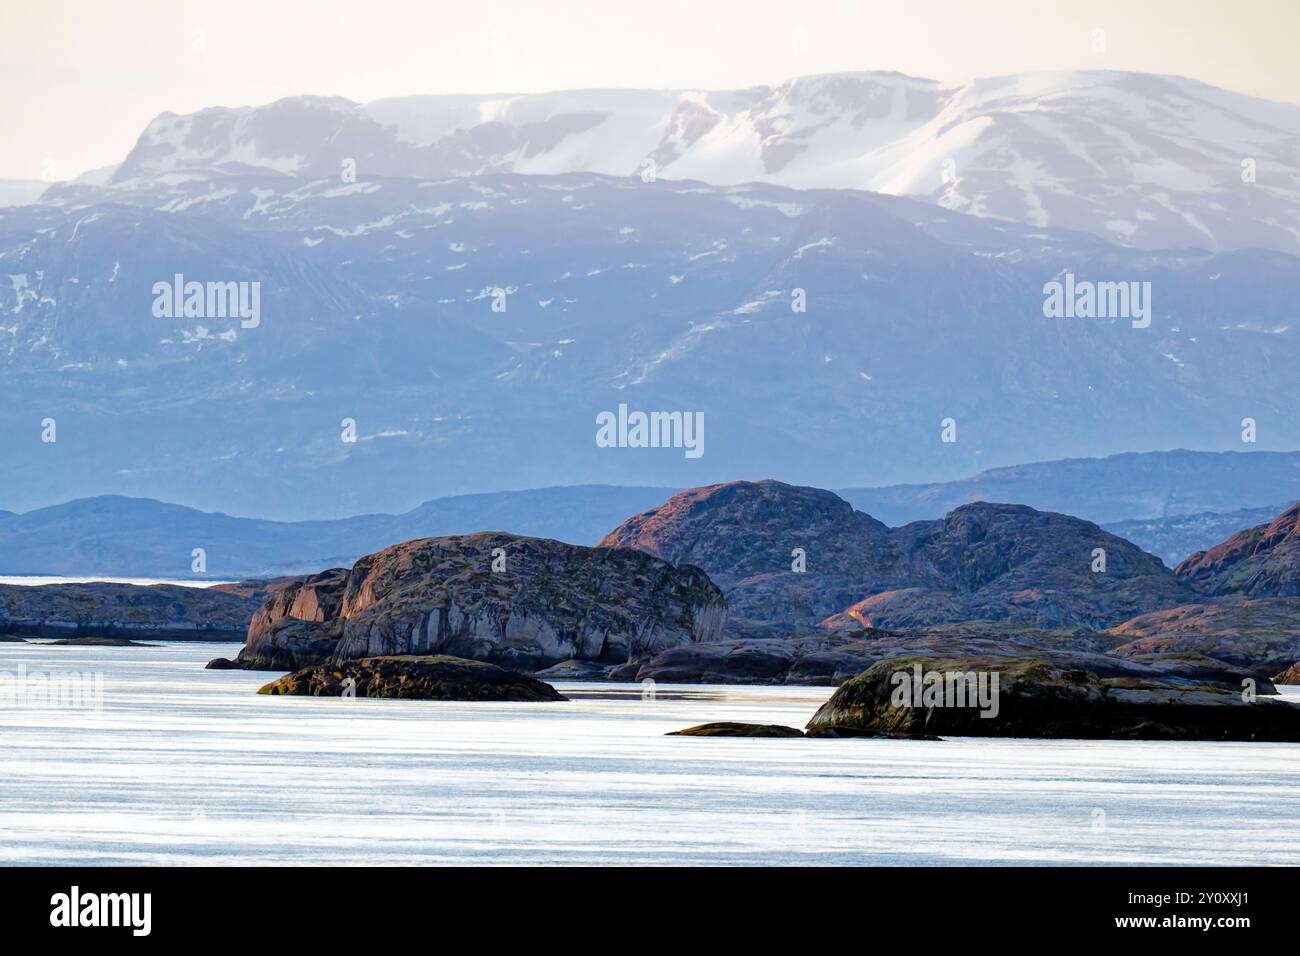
[106,70,1300,252]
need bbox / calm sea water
[2,640,1298,866]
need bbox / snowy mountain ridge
[104,69,1300,252]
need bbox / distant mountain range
[0,486,672,578]
[1,450,1296,577]
[838,449,1300,525]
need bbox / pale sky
[3,0,1297,181]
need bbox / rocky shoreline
[0,581,262,642]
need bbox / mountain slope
[1176,503,1300,596]
[8,172,1300,516]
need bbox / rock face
[234,569,350,669]
[0,582,259,641]
[228,532,726,671]
[1105,597,1300,678]
[600,481,904,636]
[258,655,566,701]
[600,482,1189,634]
[883,502,1192,628]
[1176,503,1300,596]
[805,654,1300,742]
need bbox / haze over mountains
[2,69,1299,519]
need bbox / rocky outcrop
[1105,597,1300,678]
[601,481,1190,635]
[258,655,566,701]
[225,532,726,671]
[600,480,907,636]
[0,582,259,641]
[805,654,1300,741]
[885,502,1190,627]
[1176,503,1300,596]
[232,569,350,669]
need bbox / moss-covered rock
[257,654,566,702]
[806,654,1300,741]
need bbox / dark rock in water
[0,581,258,641]
[1176,503,1300,596]
[0,634,26,642]
[806,655,1300,742]
[600,481,1190,635]
[257,655,566,702]
[205,657,240,670]
[668,722,805,737]
[47,636,156,646]
[230,533,725,672]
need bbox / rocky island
[258,655,566,702]
[215,531,725,672]
[803,654,1300,742]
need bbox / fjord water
[2,641,1298,866]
